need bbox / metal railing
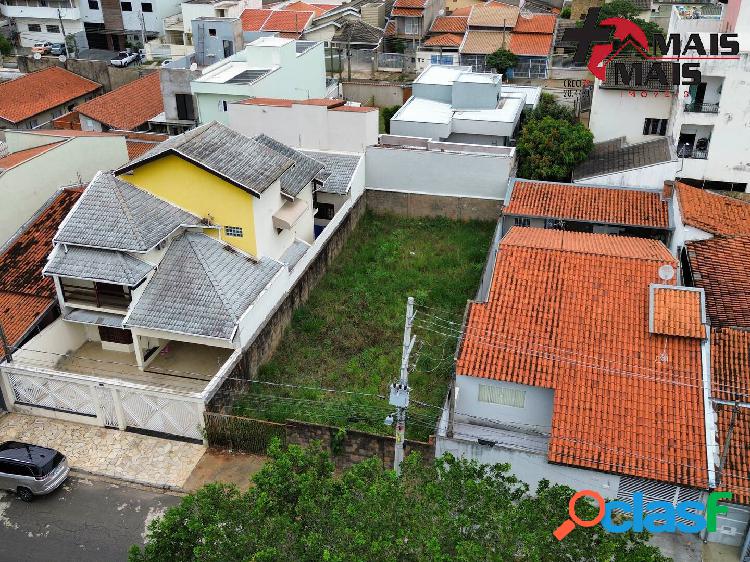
[684,102,719,113]
[678,147,709,159]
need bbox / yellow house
[115,122,319,260]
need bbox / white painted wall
[588,81,673,144]
[0,135,129,245]
[365,143,514,200]
[293,183,315,244]
[454,375,554,433]
[15,318,88,368]
[252,179,294,261]
[121,0,181,34]
[227,102,379,152]
[574,160,681,191]
[436,435,621,500]
[669,187,713,254]
[15,16,84,47]
[234,265,289,347]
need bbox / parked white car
[110,50,140,67]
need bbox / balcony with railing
[684,102,720,114]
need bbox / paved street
[0,476,181,562]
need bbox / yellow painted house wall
[118,154,258,257]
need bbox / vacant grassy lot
[234,212,495,440]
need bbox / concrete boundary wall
[366,189,503,222]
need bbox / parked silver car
[0,441,69,501]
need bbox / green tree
[130,441,668,562]
[485,48,518,75]
[0,35,12,57]
[517,116,594,181]
[381,104,401,134]
[527,92,577,124]
[560,6,571,18]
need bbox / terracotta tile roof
[513,13,556,33]
[75,72,163,131]
[392,7,422,16]
[126,140,161,160]
[456,227,708,487]
[450,5,472,16]
[467,3,519,28]
[22,129,117,138]
[430,15,468,33]
[296,98,345,107]
[0,142,65,171]
[686,236,750,329]
[505,180,670,228]
[237,97,295,107]
[330,104,378,112]
[650,286,706,339]
[715,404,750,505]
[509,31,554,55]
[394,0,426,7]
[711,327,750,402]
[240,8,272,30]
[0,292,54,361]
[676,182,750,237]
[0,67,100,124]
[423,33,464,47]
[384,20,396,36]
[0,188,83,360]
[264,10,314,32]
[284,0,331,17]
[278,32,303,38]
[460,30,509,54]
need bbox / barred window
[478,384,526,408]
[224,226,243,237]
[513,217,530,227]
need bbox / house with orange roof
[439,226,716,525]
[386,0,441,42]
[0,67,101,131]
[0,129,129,244]
[671,181,750,253]
[501,179,674,245]
[75,72,164,133]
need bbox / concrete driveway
[0,476,181,562]
[0,414,205,489]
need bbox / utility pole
[390,296,415,475]
[57,9,70,59]
[716,401,740,487]
[138,11,147,54]
[0,323,13,363]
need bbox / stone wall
[16,56,155,92]
[286,419,434,471]
[366,189,503,222]
[206,194,367,413]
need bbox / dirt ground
[182,449,267,492]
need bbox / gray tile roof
[124,232,283,340]
[253,134,325,198]
[118,121,294,196]
[44,245,154,286]
[300,150,362,195]
[279,239,310,270]
[572,137,674,181]
[55,172,200,253]
[331,20,384,47]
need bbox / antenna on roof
[658,264,675,282]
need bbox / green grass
[234,212,495,440]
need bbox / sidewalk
[0,414,205,489]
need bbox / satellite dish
[190,62,198,71]
[438,8,445,16]
[58,55,67,62]
[658,264,675,282]
[33,52,42,60]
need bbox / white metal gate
[1,365,205,440]
[616,475,703,525]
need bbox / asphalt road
[0,475,181,562]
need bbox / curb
[69,468,187,496]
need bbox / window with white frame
[513,217,531,227]
[478,384,526,408]
[224,226,243,237]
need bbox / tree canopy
[526,92,578,124]
[517,115,594,181]
[586,0,664,56]
[130,441,668,562]
[486,48,519,75]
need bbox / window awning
[272,199,308,230]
